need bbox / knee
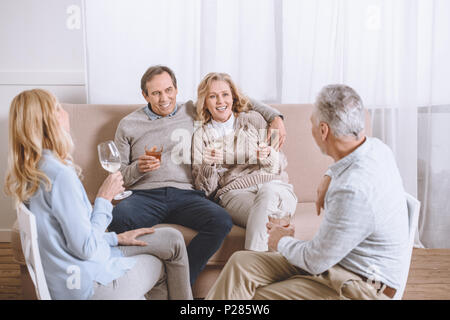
[256,183,297,211]
[163,227,186,248]
[254,184,278,204]
[215,209,233,235]
[226,251,254,271]
[229,251,246,264]
[205,205,233,233]
[157,227,187,259]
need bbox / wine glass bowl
[97,140,132,200]
[268,210,292,227]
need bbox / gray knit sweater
[192,111,289,200]
[115,101,195,191]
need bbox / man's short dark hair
[141,65,177,96]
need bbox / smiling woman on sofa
[192,72,298,252]
[4,89,192,300]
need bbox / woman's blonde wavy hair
[196,72,251,124]
[4,89,80,206]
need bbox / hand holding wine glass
[96,171,125,202]
[203,141,223,165]
[98,141,132,200]
[257,141,271,161]
[266,211,295,252]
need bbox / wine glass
[97,140,132,200]
[268,198,292,227]
[268,210,292,227]
[144,145,164,162]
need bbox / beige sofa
[11,103,371,299]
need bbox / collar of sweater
[144,103,179,120]
[207,113,235,139]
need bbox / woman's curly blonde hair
[195,72,251,124]
[4,89,80,206]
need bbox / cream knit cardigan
[192,110,289,200]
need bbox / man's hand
[267,222,295,251]
[267,116,286,151]
[117,227,155,246]
[316,175,331,216]
[138,154,160,173]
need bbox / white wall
[0,0,86,241]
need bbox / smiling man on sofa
[108,65,286,286]
[205,84,409,300]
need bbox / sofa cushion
[293,202,325,241]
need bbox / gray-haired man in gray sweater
[206,84,409,300]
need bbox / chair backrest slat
[394,193,421,300]
[17,203,51,300]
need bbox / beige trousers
[206,251,391,300]
[219,180,297,251]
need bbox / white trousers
[219,180,297,251]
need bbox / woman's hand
[117,227,155,246]
[96,171,125,202]
[267,116,286,151]
[257,143,272,161]
[203,145,223,165]
[316,174,331,216]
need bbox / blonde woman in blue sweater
[5,89,192,300]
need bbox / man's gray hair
[314,84,365,139]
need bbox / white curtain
[83,0,278,104]
[83,0,450,247]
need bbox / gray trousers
[90,227,193,300]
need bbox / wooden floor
[0,243,22,300]
[1,242,449,300]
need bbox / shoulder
[182,100,195,110]
[193,123,213,144]
[236,110,268,129]
[117,106,147,128]
[370,137,396,159]
[123,105,147,120]
[39,152,79,187]
[178,100,196,119]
